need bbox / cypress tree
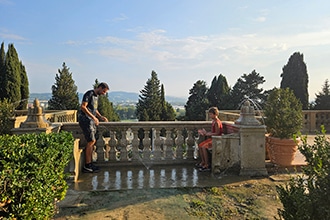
[48,62,79,110]
[206,74,230,110]
[160,84,175,121]
[4,44,21,107]
[17,61,29,110]
[0,42,5,99]
[280,52,309,109]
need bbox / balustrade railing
[61,121,212,166]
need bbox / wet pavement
[67,134,328,192]
[68,164,252,191]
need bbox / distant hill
[29,91,186,106]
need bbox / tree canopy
[206,74,230,110]
[48,62,79,110]
[280,52,309,109]
[93,79,120,121]
[0,42,29,110]
[185,80,209,121]
[227,70,266,109]
[136,71,175,121]
[313,79,330,110]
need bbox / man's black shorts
[78,116,97,142]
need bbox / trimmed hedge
[0,131,74,219]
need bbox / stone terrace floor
[67,135,327,192]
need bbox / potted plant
[264,88,303,166]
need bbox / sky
[1,0,330,101]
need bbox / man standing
[79,82,109,173]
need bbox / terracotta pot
[268,136,299,166]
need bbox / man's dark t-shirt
[79,90,98,120]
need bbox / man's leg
[85,140,96,165]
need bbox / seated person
[196,107,223,171]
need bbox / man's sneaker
[83,163,100,173]
[199,166,211,172]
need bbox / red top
[212,118,223,135]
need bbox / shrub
[0,99,14,135]
[264,88,302,139]
[276,126,330,219]
[0,131,74,219]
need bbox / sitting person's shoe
[83,163,100,173]
[195,163,203,168]
[199,166,211,172]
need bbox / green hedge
[276,126,330,219]
[0,131,74,219]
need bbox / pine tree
[136,71,163,121]
[227,70,266,109]
[93,79,120,121]
[314,79,330,110]
[17,61,29,110]
[48,62,79,110]
[185,80,209,121]
[280,52,309,109]
[4,44,21,108]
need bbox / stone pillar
[235,100,268,176]
[238,125,268,176]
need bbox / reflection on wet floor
[69,164,228,191]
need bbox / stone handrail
[11,110,77,128]
[219,110,330,134]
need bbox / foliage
[0,131,74,219]
[17,61,29,110]
[185,80,209,121]
[206,74,230,110]
[160,84,176,121]
[264,88,302,139]
[280,52,309,109]
[48,62,80,110]
[276,126,330,220]
[227,70,267,109]
[313,79,330,110]
[0,42,6,99]
[1,43,29,110]
[93,79,120,121]
[136,71,175,121]
[114,105,136,121]
[0,99,14,135]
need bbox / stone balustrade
[61,121,213,167]
[11,110,77,129]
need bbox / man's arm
[80,102,99,125]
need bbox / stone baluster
[119,129,128,161]
[142,128,151,160]
[172,129,178,160]
[176,128,185,159]
[164,129,173,160]
[131,127,140,161]
[186,129,195,159]
[153,128,162,160]
[126,128,134,161]
[103,137,111,162]
[109,130,118,161]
